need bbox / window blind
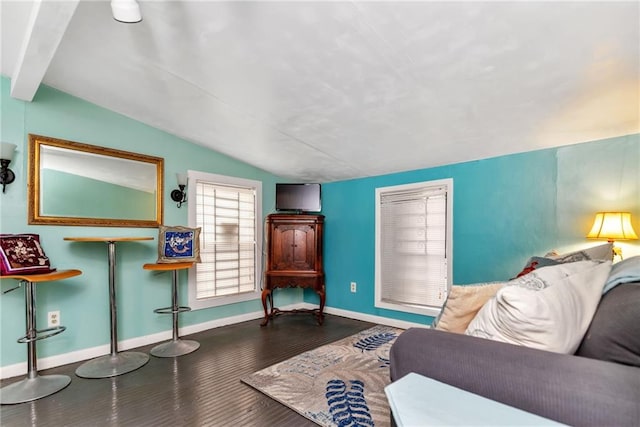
[194,181,257,299]
[378,184,448,309]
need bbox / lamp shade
[0,142,16,161]
[587,212,638,241]
[176,173,188,186]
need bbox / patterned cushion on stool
[0,234,55,275]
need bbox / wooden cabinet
[261,214,325,326]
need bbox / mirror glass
[28,134,164,227]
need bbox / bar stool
[0,269,82,404]
[143,262,199,357]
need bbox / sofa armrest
[390,328,640,427]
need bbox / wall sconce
[171,173,188,208]
[587,212,638,260]
[0,142,17,193]
[111,0,142,23]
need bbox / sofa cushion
[576,283,640,367]
[465,260,612,354]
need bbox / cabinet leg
[316,288,325,325]
[260,289,272,326]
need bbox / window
[187,171,262,310]
[375,179,453,317]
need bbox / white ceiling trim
[10,0,79,101]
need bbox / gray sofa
[389,282,640,426]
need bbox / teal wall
[0,76,301,368]
[317,134,640,325]
[2,73,638,369]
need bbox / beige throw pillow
[434,283,505,334]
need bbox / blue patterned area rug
[241,325,404,427]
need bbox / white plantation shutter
[195,182,256,298]
[375,179,452,316]
[188,171,262,309]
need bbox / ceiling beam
[10,0,79,101]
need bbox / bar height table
[65,236,153,378]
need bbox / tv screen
[276,183,321,212]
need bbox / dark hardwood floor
[1,314,375,426]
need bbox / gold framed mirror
[28,134,164,227]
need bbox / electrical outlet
[48,310,60,328]
[350,282,357,293]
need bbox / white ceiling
[2,1,639,182]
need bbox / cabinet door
[272,224,316,271]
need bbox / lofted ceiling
[1,1,639,182]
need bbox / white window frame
[187,170,262,310]
[374,178,453,317]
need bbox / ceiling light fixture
[111,0,142,23]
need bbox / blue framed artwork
[157,225,201,263]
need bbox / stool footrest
[153,306,191,315]
[17,326,66,344]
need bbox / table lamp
[587,212,638,260]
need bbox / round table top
[64,237,154,242]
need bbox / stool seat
[143,262,193,271]
[2,269,82,282]
[1,269,82,404]
[143,262,198,357]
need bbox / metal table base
[66,237,153,379]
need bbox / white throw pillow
[465,260,612,354]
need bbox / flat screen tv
[275,183,321,212]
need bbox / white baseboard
[0,308,266,380]
[1,303,428,379]
[321,305,431,330]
